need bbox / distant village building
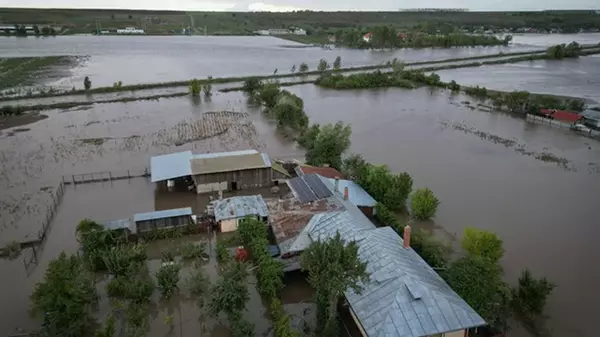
[291,28,306,35]
[150,150,290,194]
[268,28,291,35]
[213,195,269,232]
[116,27,145,34]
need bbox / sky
[0,0,597,11]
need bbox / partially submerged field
[0,95,286,244]
[0,56,77,92]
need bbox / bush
[317,58,329,73]
[179,242,207,260]
[410,188,440,220]
[273,91,308,131]
[202,76,213,97]
[448,80,460,92]
[186,262,209,296]
[189,78,201,96]
[156,263,181,297]
[0,105,25,116]
[106,276,154,303]
[511,269,556,320]
[316,71,415,90]
[465,85,488,98]
[258,83,281,108]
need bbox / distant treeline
[1,8,599,35]
[333,26,509,49]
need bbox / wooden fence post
[109,171,112,181]
[128,170,130,179]
[72,175,75,184]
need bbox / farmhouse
[213,195,269,232]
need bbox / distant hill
[0,8,599,35]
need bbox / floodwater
[4,34,600,88]
[2,34,600,337]
[436,54,600,101]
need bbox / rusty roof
[267,198,340,246]
[296,165,345,179]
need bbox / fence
[22,181,65,272]
[62,168,150,185]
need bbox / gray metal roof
[134,207,192,222]
[191,149,259,160]
[325,178,377,207]
[190,152,270,175]
[582,109,600,121]
[150,151,192,183]
[103,218,132,231]
[213,195,269,222]
[344,227,486,337]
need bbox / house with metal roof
[212,195,269,232]
[295,165,345,179]
[133,207,194,236]
[149,150,290,194]
[582,108,600,129]
[269,174,486,337]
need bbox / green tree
[189,78,201,96]
[94,315,115,337]
[209,261,249,315]
[76,218,103,237]
[341,153,369,179]
[410,188,440,220]
[291,64,296,73]
[448,80,460,92]
[84,76,92,90]
[443,255,512,330]
[462,227,504,263]
[301,232,369,336]
[317,58,329,74]
[332,56,342,71]
[303,122,352,170]
[298,62,309,74]
[505,90,531,113]
[33,25,40,36]
[31,252,97,337]
[242,77,263,94]
[511,269,556,319]
[258,83,281,108]
[274,91,308,131]
[357,165,412,211]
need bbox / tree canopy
[300,122,352,170]
[410,188,440,220]
[462,227,504,263]
[301,232,369,336]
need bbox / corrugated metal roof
[344,227,486,337]
[582,109,600,121]
[325,178,377,207]
[191,149,258,160]
[213,195,269,222]
[103,218,132,231]
[552,110,582,123]
[134,207,192,222]
[190,152,270,175]
[150,151,192,182]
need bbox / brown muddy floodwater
[1,82,599,337]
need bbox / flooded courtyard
[2,34,600,337]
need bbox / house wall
[220,219,238,232]
[358,206,374,218]
[192,168,273,194]
[135,215,192,235]
[444,329,466,337]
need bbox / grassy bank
[0,56,75,91]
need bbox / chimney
[403,225,411,248]
[343,186,349,201]
[334,177,340,192]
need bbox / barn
[150,150,290,194]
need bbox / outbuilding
[133,207,194,237]
[213,195,269,232]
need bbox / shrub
[317,58,329,73]
[189,78,201,96]
[156,263,181,297]
[410,188,440,220]
[448,80,460,92]
[186,262,209,296]
[106,276,154,303]
[333,56,342,71]
[465,85,488,98]
[179,242,207,260]
[511,269,556,318]
[0,105,25,116]
[202,76,213,97]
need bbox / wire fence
[62,168,150,185]
[22,181,65,272]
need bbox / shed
[213,195,269,232]
[103,218,133,232]
[190,150,289,194]
[133,207,193,236]
[150,151,192,183]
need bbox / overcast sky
[0,0,597,12]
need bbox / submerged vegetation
[0,56,74,90]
